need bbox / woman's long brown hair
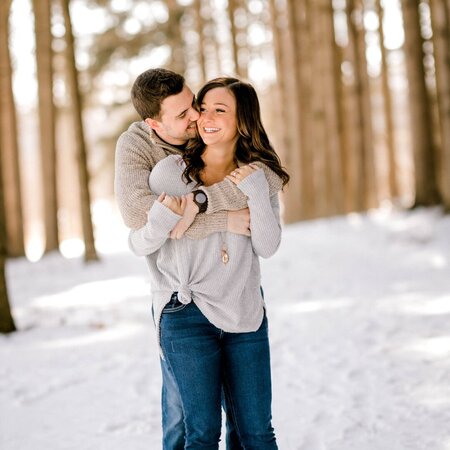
[183,77,290,187]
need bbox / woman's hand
[226,163,259,185]
[158,192,186,216]
[169,193,199,239]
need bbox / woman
[130,77,289,449]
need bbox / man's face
[147,85,200,146]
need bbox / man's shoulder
[116,121,175,164]
[117,121,154,150]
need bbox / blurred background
[1,0,450,330]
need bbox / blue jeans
[160,296,278,450]
[159,296,243,450]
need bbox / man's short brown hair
[131,68,185,120]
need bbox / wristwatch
[192,190,208,213]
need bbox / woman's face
[197,87,238,148]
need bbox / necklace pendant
[221,249,229,264]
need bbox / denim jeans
[159,294,243,450]
[160,295,278,450]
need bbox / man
[115,68,281,449]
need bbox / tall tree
[32,0,60,252]
[227,0,241,76]
[272,0,305,222]
[60,0,98,261]
[310,0,344,216]
[429,0,450,210]
[0,130,16,333]
[0,0,25,257]
[377,0,399,199]
[348,0,378,209]
[166,0,186,74]
[193,0,207,85]
[400,0,440,206]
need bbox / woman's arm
[232,168,282,258]
[128,197,182,256]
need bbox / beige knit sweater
[114,121,283,239]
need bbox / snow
[2,206,450,450]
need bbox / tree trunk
[193,0,207,85]
[227,0,241,77]
[166,0,186,74]
[274,0,306,222]
[317,1,345,215]
[0,0,25,257]
[400,0,440,206]
[60,0,98,261]
[377,0,399,200]
[32,0,60,252]
[347,0,377,210]
[0,121,16,333]
[429,0,450,210]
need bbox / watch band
[192,190,208,213]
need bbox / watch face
[195,191,207,204]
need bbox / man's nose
[190,107,200,121]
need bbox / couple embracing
[115,68,289,449]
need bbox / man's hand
[227,208,251,236]
[170,193,199,239]
[158,192,186,216]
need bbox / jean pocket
[162,293,187,314]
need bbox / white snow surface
[1,207,450,450]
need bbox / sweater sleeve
[200,161,283,214]
[114,124,166,230]
[237,169,282,258]
[128,201,181,256]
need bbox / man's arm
[114,122,169,229]
[199,161,283,214]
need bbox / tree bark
[0,0,25,257]
[32,0,60,252]
[166,0,186,74]
[227,0,241,77]
[193,0,207,85]
[274,0,306,222]
[0,113,16,333]
[429,0,450,210]
[400,0,440,206]
[60,0,98,261]
[347,0,377,210]
[377,0,399,200]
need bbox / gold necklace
[221,234,229,264]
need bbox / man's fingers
[158,192,166,202]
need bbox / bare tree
[193,0,207,84]
[348,0,378,209]
[400,0,440,206]
[429,0,450,210]
[0,0,25,257]
[0,129,16,333]
[32,0,60,252]
[60,0,98,261]
[166,0,186,74]
[377,0,399,199]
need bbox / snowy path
[1,208,450,450]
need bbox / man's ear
[145,117,161,132]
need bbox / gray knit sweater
[129,155,281,352]
[115,121,283,238]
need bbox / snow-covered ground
[1,207,450,450]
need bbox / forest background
[1,0,450,331]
